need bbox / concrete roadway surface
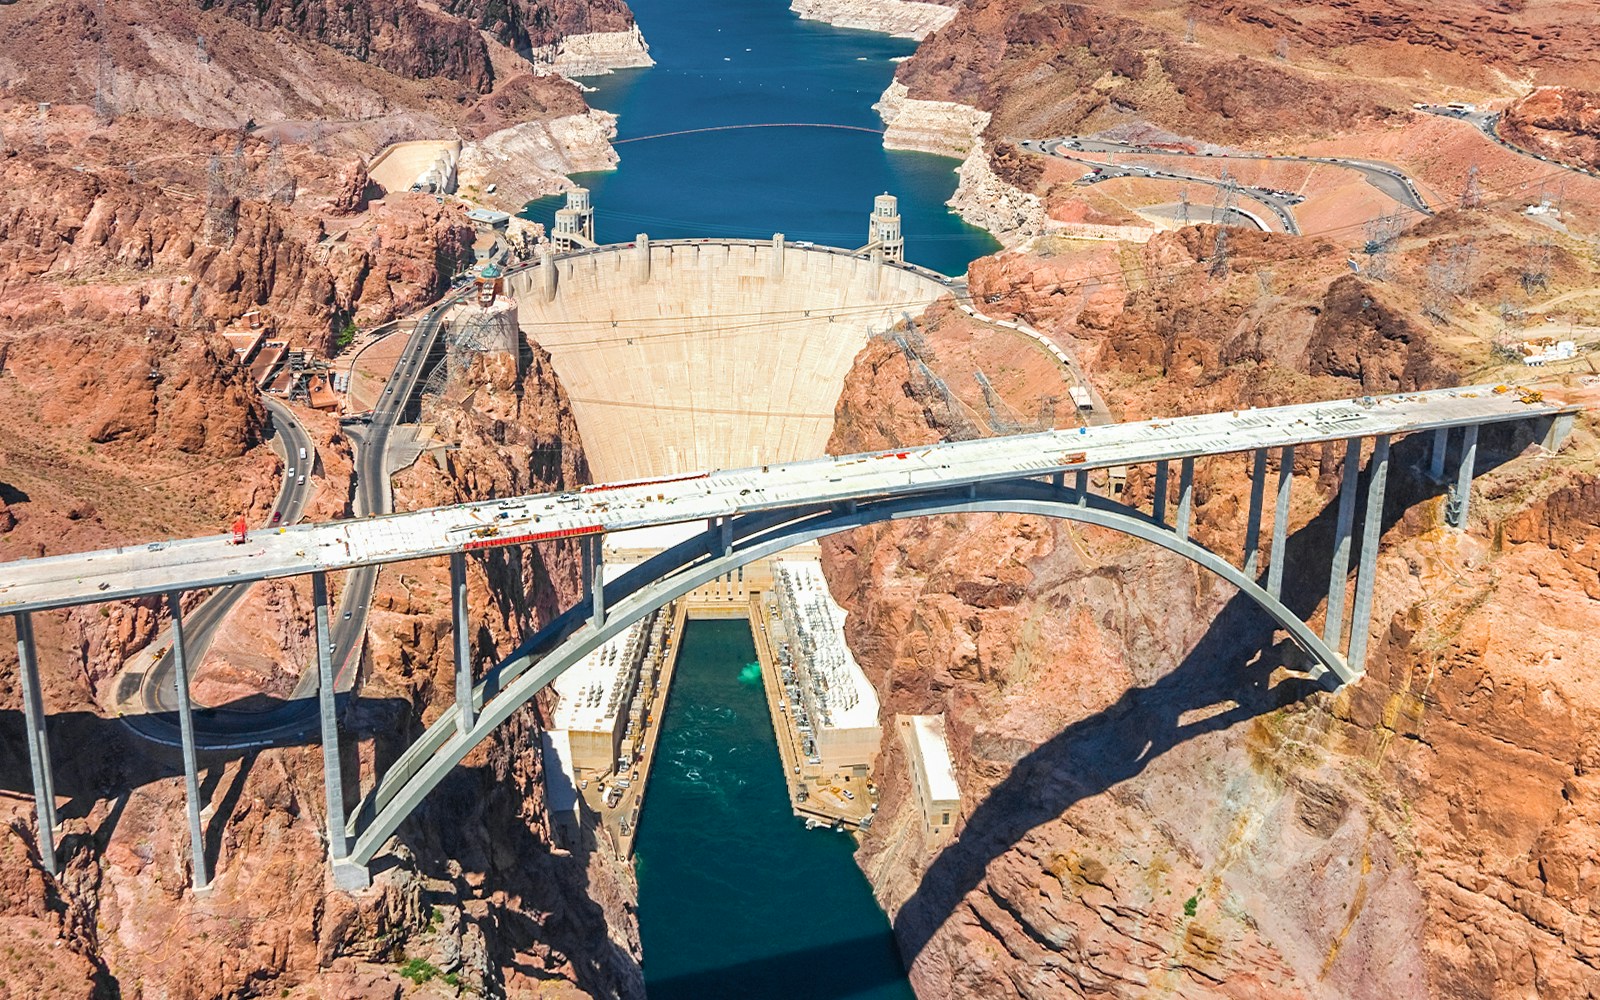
[5,384,1580,617]
[118,398,318,744]
[1024,136,1436,224]
[1416,106,1600,182]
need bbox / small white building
[540,729,582,847]
[900,714,960,842]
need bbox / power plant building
[900,714,960,841]
[771,559,881,780]
[548,576,671,781]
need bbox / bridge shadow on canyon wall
[0,694,641,998]
[0,692,406,878]
[884,423,1539,970]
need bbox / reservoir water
[522,0,1000,276]
[636,620,915,999]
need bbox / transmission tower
[1361,211,1404,281]
[1178,186,1191,226]
[1210,171,1237,279]
[877,314,978,440]
[197,35,210,64]
[1034,394,1057,431]
[264,137,295,204]
[973,369,1024,434]
[1522,238,1553,295]
[204,154,238,245]
[1459,164,1482,210]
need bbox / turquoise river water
[636,620,916,999]
[526,0,999,991]
[522,0,1000,276]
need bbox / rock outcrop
[458,110,621,210]
[875,79,990,158]
[947,139,1046,245]
[529,26,655,77]
[1500,86,1600,174]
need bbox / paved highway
[119,302,457,746]
[4,384,1577,617]
[120,399,317,731]
[1023,136,1436,224]
[1417,106,1600,181]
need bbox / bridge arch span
[344,480,1344,873]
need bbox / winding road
[119,302,456,748]
[1022,136,1437,232]
[1418,106,1600,181]
[119,398,317,742]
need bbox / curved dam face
[503,239,955,480]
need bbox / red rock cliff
[824,232,1600,998]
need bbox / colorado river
[523,0,999,276]
[635,620,915,999]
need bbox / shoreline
[789,0,958,40]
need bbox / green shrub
[398,957,441,984]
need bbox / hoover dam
[504,237,957,478]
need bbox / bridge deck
[0,385,1576,615]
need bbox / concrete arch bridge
[1,385,1580,889]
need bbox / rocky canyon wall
[824,225,1600,998]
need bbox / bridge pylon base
[332,859,373,892]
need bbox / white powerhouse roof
[551,563,644,732]
[0,384,1579,614]
[774,559,880,730]
[910,715,960,804]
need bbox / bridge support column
[1050,471,1064,490]
[1074,469,1088,506]
[1347,435,1391,674]
[1153,461,1169,525]
[1447,424,1478,529]
[13,612,58,874]
[1323,439,1362,649]
[313,573,351,869]
[589,536,606,628]
[449,553,474,734]
[1244,448,1267,576]
[1429,427,1448,481]
[167,591,211,894]
[1175,457,1195,540]
[1267,445,1295,600]
[1543,412,1576,453]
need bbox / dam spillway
[503,239,956,481]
